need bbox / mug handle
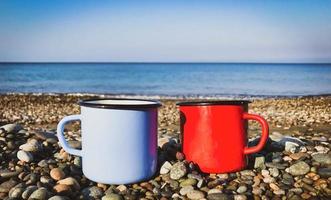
[57,115,82,157]
[242,113,269,155]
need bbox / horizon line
[1,61,331,65]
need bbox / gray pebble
[0,169,20,179]
[288,161,310,176]
[170,162,187,180]
[17,150,34,162]
[101,194,124,200]
[0,179,17,193]
[312,153,331,165]
[207,193,233,200]
[28,187,48,200]
[9,187,24,198]
[254,156,265,169]
[82,186,103,199]
[187,190,205,199]
[0,123,22,133]
[160,161,172,175]
[179,186,194,196]
[318,168,331,178]
[48,196,69,200]
[236,185,247,194]
[22,186,38,199]
[180,178,197,187]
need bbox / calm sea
[0,63,330,97]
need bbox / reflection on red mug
[178,100,269,173]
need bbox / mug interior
[79,98,161,109]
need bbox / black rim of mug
[79,98,162,109]
[176,100,251,106]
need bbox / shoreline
[1,92,331,100]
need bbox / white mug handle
[57,114,82,157]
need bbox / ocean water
[0,63,330,97]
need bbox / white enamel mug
[57,98,161,184]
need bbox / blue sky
[1,0,331,63]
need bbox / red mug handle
[243,113,269,155]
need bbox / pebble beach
[0,94,330,200]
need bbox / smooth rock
[312,153,331,165]
[0,170,20,179]
[28,187,48,200]
[116,185,127,192]
[19,139,41,152]
[170,162,187,180]
[179,186,194,196]
[288,161,310,176]
[17,150,34,162]
[285,142,299,153]
[289,152,309,160]
[57,177,80,190]
[208,188,222,194]
[234,195,247,200]
[240,170,255,177]
[269,168,280,177]
[35,131,57,140]
[22,186,38,199]
[318,168,331,178]
[38,160,48,168]
[0,123,22,133]
[254,156,265,169]
[48,196,69,200]
[9,187,24,198]
[180,178,197,187]
[82,186,103,199]
[187,190,205,199]
[160,161,172,174]
[50,168,65,181]
[236,185,247,194]
[101,194,124,200]
[53,184,71,195]
[0,179,17,193]
[207,193,233,200]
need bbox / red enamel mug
[178,100,269,173]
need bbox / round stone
[170,162,187,180]
[22,186,38,199]
[0,179,17,193]
[82,186,103,199]
[101,194,124,200]
[187,190,205,199]
[179,186,194,196]
[8,187,24,198]
[29,187,48,200]
[180,178,197,187]
[50,168,65,181]
[318,168,331,178]
[17,150,34,162]
[19,139,41,152]
[57,177,80,190]
[53,184,71,195]
[0,123,22,133]
[207,193,232,200]
[269,168,280,177]
[288,161,310,176]
[236,185,247,194]
[48,196,68,200]
[312,153,331,165]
